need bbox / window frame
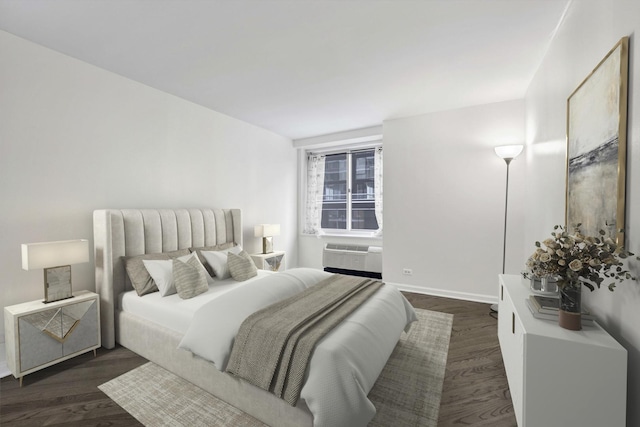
[307,144,382,236]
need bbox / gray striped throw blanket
[225,274,383,406]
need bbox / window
[305,147,382,234]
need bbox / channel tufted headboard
[93,208,242,348]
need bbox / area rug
[99,308,453,427]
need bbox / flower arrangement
[525,224,636,291]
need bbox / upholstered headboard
[93,208,242,349]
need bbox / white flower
[569,259,583,272]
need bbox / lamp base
[44,265,74,303]
[262,237,273,254]
[43,295,75,304]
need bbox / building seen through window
[321,149,379,230]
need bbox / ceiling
[0,0,570,140]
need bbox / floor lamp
[491,144,524,312]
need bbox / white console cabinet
[497,275,626,427]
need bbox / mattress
[118,270,273,334]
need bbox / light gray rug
[99,308,453,427]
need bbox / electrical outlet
[402,268,413,276]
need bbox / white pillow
[143,253,212,297]
[201,246,243,279]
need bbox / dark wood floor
[0,293,516,426]
[403,293,516,426]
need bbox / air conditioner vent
[325,243,369,252]
[322,244,382,275]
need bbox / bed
[94,208,416,427]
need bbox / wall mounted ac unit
[322,244,382,278]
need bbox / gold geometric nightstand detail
[20,300,93,343]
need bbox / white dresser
[497,274,626,427]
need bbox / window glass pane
[351,150,378,230]
[321,202,347,229]
[322,153,347,229]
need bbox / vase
[558,282,582,330]
[530,276,559,295]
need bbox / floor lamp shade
[21,239,90,303]
[494,145,524,161]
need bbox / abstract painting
[566,37,629,245]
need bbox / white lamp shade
[22,239,90,270]
[254,224,281,238]
[494,144,524,160]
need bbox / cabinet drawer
[18,299,98,372]
[497,284,524,422]
[5,291,101,384]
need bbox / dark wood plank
[0,345,145,426]
[402,292,516,426]
[0,293,516,426]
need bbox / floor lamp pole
[491,145,521,313]
[501,158,513,275]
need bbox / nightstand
[4,290,100,386]
[251,251,285,272]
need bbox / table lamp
[254,224,280,254]
[22,239,90,303]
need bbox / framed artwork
[566,36,629,245]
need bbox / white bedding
[119,270,274,334]
[179,268,418,427]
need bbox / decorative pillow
[173,256,209,299]
[143,253,212,297]
[227,250,258,282]
[189,242,235,276]
[141,259,174,296]
[123,249,191,296]
[200,246,243,279]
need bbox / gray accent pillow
[124,249,191,296]
[228,250,258,282]
[189,242,235,276]
[173,256,209,299]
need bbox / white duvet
[178,268,417,427]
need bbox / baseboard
[389,282,498,305]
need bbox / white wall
[525,1,640,424]
[383,100,526,302]
[0,31,297,340]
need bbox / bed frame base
[116,310,311,427]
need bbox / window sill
[302,231,382,239]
